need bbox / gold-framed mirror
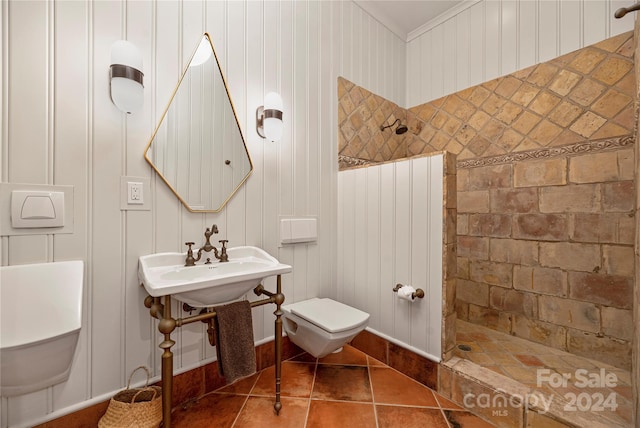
[144,33,253,212]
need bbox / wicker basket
[98,366,162,428]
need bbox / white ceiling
[354,0,473,41]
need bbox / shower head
[380,118,409,135]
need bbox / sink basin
[138,246,292,307]
[1,260,84,396]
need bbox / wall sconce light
[256,92,283,142]
[109,40,144,114]
[189,36,213,67]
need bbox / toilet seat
[286,298,369,333]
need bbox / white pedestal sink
[141,245,291,426]
[138,246,291,307]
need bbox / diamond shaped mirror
[144,33,253,212]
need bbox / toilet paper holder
[392,284,425,299]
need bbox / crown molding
[353,0,408,41]
[407,0,481,42]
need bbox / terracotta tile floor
[455,320,632,427]
[172,345,494,427]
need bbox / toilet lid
[288,298,370,333]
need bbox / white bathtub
[0,260,84,396]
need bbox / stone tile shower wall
[456,143,634,370]
[338,77,408,167]
[339,32,635,370]
[407,32,634,160]
[451,32,635,371]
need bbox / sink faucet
[184,224,229,266]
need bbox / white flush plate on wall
[279,216,318,246]
[0,183,74,236]
[11,190,65,228]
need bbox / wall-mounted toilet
[282,298,369,358]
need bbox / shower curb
[439,356,627,428]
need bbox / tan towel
[214,300,256,384]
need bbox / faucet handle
[218,240,229,262]
[184,242,197,266]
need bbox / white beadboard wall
[0,1,405,427]
[337,155,444,361]
[406,0,635,107]
[1,0,633,426]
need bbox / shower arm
[380,118,400,131]
[614,3,640,18]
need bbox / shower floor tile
[454,320,632,427]
[172,344,494,427]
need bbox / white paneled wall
[0,1,404,426]
[337,155,444,361]
[406,0,635,107]
[1,0,632,425]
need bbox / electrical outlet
[120,176,150,211]
[127,181,144,204]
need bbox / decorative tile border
[338,154,376,169]
[341,135,634,171]
[457,135,634,169]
